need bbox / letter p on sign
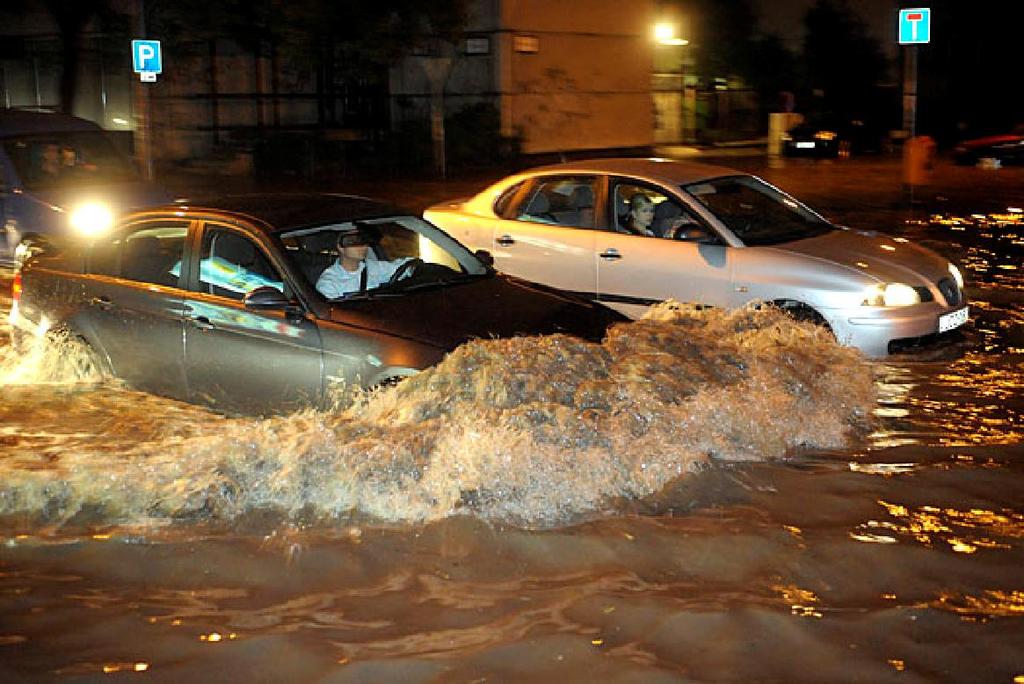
[132,40,163,74]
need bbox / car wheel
[46,330,109,383]
[772,300,835,337]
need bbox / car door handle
[496,234,516,246]
[189,316,215,331]
[599,248,622,260]
[89,296,113,310]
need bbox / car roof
[0,108,104,137]
[141,193,410,234]
[522,157,741,186]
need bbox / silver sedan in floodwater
[425,158,969,356]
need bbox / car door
[489,174,601,298]
[595,179,734,318]
[181,221,324,415]
[78,218,190,399]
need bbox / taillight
[11,272,21,304]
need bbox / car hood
[23,181,172,215]
[324,274,625,349]
[774,228,951,284]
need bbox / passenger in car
[316,226,412,298]
[622,193,657,236]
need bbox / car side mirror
[243,286,292,310]
[671,225,714,243]
[475,249,495,267]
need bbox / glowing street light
[654,22,689,46]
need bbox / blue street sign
[899,8,931,45]
[132,40,163,74]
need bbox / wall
[391,0,655,155]
[498,0,654,153]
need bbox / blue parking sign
[132,40,162,74]
[899,8,931,44]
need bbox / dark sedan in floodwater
[9,194,625,415]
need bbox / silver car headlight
[862,282,921,307]
[68,201,115,238]
[948,262,964,290]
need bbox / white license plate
[938,306,969,333]
[795,141,815,149]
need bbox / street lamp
[654,22,689,46]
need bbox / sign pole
[132,0,154,181]
[902,45,917,139]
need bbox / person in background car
[623,193,657,237]
[316,226,413,298]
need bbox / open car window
[280,215,489,300]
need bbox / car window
[513,176,597,228]
[613,182,705,239]
[88,221,187,287]
[280,215,486,300]
[684,175,833,246]
[1,131,139,191]
[194,227,285,300]
[494,181,525,219]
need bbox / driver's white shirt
[316,257,410,298]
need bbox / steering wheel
[386,258,423,285]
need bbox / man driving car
[315,226,413,298]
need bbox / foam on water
[0,304,876,528]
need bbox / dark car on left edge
[0,108,171,266]
[9,193,625,415]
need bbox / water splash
[0,328,108,386]
[0,304,876,528]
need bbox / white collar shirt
[316,257,410,299]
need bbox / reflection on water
[1,202,1023,682]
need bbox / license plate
[938,306,969,333]
[795,141,815,149]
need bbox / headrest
[570,185,594,208]
[525,192,549,214]
[654,201,681,220]
[215,233,256,265]
[124,235,161,257]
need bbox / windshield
[682,175,834,246]
[280,215,489,300]
[2,130,140,190]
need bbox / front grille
[937,277,961,306]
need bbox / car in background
[9,193,624,415]
[0,108,170,266]
[782,117,884,158]
[952,124,1024,166]
[424,158,968,357]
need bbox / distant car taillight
[12,272,21,304]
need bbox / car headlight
[948,262,964,290]
[68,202,115,238]
[862,282,921,307]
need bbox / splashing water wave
[0,304,876,528]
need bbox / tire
[46,330,109,383]
[772,300,835,338]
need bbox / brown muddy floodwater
[0,212,1022,682]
